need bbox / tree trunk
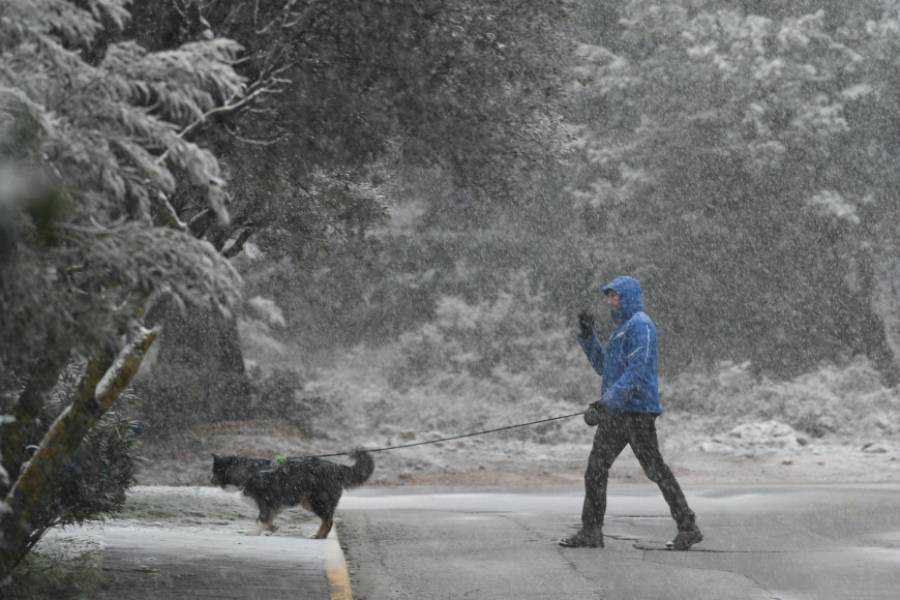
[0,349,70,486]
[147,302,251,424]
[0,328,158,578]
[871,252,900,386]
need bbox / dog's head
[210,454,246,489]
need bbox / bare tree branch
[188,208,216,237]
[222,227,254,258]
[153,192,189,231]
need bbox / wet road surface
[338,484,900,600]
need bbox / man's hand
[583,401,605,426]
[577,310,595,338]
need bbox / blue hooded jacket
[578,276,661,415]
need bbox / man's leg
[626,414,702,548]
[561,413,627,547]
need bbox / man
[559,276,702,550]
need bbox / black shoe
[558,529,604,548]
[666,528,703,550]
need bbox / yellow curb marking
[325,526,353,600]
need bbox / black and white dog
[211,450,373,538]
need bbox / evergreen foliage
[128,0,571,259]
[0,0,243,366]
[121,0,573,431]
[0,0,244,576]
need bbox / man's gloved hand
[577,310,595,338]
[583,401,605,426]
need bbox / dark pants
[582,412,696,532]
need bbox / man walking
[560,276,703,550]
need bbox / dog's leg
[256,504,276,536]
[266,513,279,533]
[256,518,278,535]
[310,498,335,539]
[313,513,334,539]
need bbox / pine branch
[155,86,269,165]
[222,227,254,258]
[223,123,285,146]
[153,192,189,231]
[188,208,216,237]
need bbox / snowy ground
[133,416,900,492]
[8,487,325,600]
[135,355,900,489]
[10,357,900,598]
[101,485,320,536]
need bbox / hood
[602,276,644,324]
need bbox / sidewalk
[63,486,354,599]
[41,518,352,600]
[85,524,350,600]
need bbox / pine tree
[0,0,245,577]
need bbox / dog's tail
[341,449,374,488]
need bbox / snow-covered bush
[238,296,291,374]
[305,275,600,447]
[664,358,900,439]
[699,421,807,456]
[387,274,590,402]
[41,413,137,527]
[246,366,332,435]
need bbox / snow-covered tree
[122,0,572,426]
[0,0,243,576]
[570,0,900,378]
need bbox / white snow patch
[806,190,860,224]
[109,486,318,537]
[700,421,805,456]
[841,83,873,100]
[247,296,286,328]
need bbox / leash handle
[289,411,585,459]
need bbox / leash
[288,411,586,459]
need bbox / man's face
[605,291,621,311]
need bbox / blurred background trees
[310,0,900,388]
[121,0,571,426]
[568,0,900,380]
[265,0,900,392]
[4,0,900,580]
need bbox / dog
[210,449,374,538]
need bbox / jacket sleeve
[577,335,604,377]
[603,321,655,410]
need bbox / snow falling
[2,2,899,599]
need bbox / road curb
[325,525,353,600]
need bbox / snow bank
[134,349,900,487]
[111,485,318,537]
[299,351,899,469]
[664,358,900,441]
[309,351,899,448]
[699,421,806,457]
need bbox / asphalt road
[337,484,900,600]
